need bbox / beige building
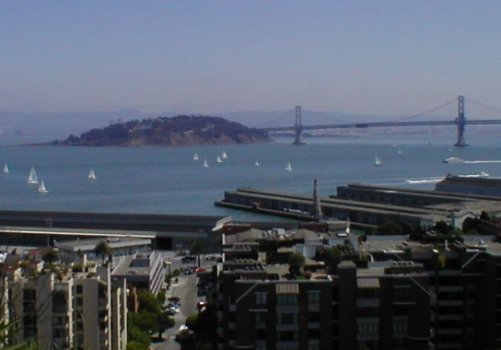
[3,262,127,350]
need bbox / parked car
[175,324,194,343]
[181,256,196,263]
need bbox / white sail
[88,169,97,180]
[203,159,209,168]
[374,156,382,167]
[221,151,228,159]
[27,167,38,184]
[285,162,293,172]
[38,179,48,194]
[216,156,223,163]
[255,161,260,167]
[193,153,199,161]
[2,164,9,174]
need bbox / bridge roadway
[0,210,230,247]
[262,119,501,132]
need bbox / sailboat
[285,162,293,172]
[203,159,209,168]
[255,161,260,167]
[38,179,48,194]
[27,167,39,184]
[88,169,97,180]
[374,156,382,167]
[216,156,223,163]
[221,151,228,159]
[2,164,9,174]
[193,153,199,161]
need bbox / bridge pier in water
[454,95,468,147]
[293,105,305,145]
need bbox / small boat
[88,169,97,180]
[216,156,223,163]
[374,156,382,167]
[221,151,228,159]
[397,150,403,155]
[442,156,463,164]
[2,164,9,174]
[193,153,199,161]
[27,167,39,184]
[203,159,209,168]
[285,162,293,172]
[255,161,260,167]
[38,179,48,194]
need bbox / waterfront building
[435,175,501,197]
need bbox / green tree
[325,246,342,274]
[288,253,305,277]
[42,249,59,264]
[94,240,111,265]
[157,312,175,339]
[191,240,205,267]
[126,340,149,350]
[138,290,161,314]
[434,221,451,235]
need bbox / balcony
[276,305,299,313]
[276,324,299,331]
[357,298,380,308]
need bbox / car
[168,296,181,303]
[175,324,194,343]
[181,256,196,263]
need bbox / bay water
[0,130,500,221]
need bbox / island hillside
[54,115,270,146]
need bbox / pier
[216,186,501,229]
[0,210,229,248]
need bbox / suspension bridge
[258,96,501,146]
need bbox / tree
[325,246,342,274]
[434,221,451,235]
[41,249,59,264]
[94,240,111,265]
[191,240,205,267]
[288,253,305,277]
[138,290,161,315]
[157,312,175,339]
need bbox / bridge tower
[454,95,468,147]
[293,105,305,145]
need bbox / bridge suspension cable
[465,97,501,115]
[250,108,295,128]
[301,109,350,124]
[393,98,457,122]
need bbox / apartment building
[112,250,165,295]
[3,261,127,350]
[217,228,501,350]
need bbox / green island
[53,115,270,146]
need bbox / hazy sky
[2,1,501,117]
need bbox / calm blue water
[0,130,500,220]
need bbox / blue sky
[1,1,501,117]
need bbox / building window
[278,313,297,324]
[256,292,268,305]
[358,322,378,336]
[308,291,320,303]
[277,294,298,304]
[277,331,297,341]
